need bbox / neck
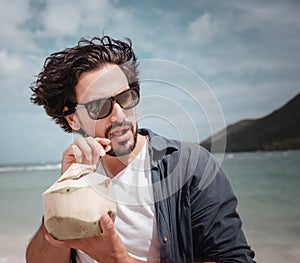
[101,134,146,177]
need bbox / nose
[110,101,126,123]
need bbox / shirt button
[163,236,168,243]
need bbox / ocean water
[0,151,299,262]
[221,151,300,262]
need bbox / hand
[45,213,130,263]
[61,137,111,173]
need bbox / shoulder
[142,128,221,183]
[140,127,211,159]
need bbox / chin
[107,132,138,157]
[106,140,135,157]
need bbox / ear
[63,106,81,131]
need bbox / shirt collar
[139,128,179,164]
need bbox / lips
[108,126,131,143]
[110,127,130,138]
[105,121,134,143]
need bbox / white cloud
[0,0,38,52]
[0,0,299,163]
[37,0,128,37]
[42,3,82,35]
[231,0,300,32]
[0,50,23,75]
[188,13,221,45]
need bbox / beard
[105,121,138,157]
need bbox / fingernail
[44,234,52,243]
[100,149,106,156]
[102,213,110,223]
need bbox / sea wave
[0,163,61,173]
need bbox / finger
[100,213,115,236]
[95,138,111,156]
[45,232,82,250]
[45,232,68,248]
[94,137,111,145]
[76,137,93,163]
[85,137,110,161]
[62,144,82,173]
[104,144,111,153]
[85,137,102,163]
[95,138,111,149]
[71,144,83,163]
[104,144,111,152]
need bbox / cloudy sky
[0,0,299,164]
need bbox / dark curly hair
[30,35,139,133]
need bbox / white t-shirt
[76,140,160,262]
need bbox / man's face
[73,64,138,156]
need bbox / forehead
[75,64,128,103]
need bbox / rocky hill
[200,93,300,152]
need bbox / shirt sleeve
[190,153,256,262]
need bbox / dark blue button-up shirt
[71,129,256,263]
[143,129,256,262]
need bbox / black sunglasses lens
[117,89,139,109]
[85,89,139,119]
[86,99,112,120]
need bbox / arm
[28,137,159,263]
[26,217,159,263]
[26,136,110,262]
[45,214,159,263]
[26,222,70,263]
[191,155,255,262]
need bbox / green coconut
[45,216,102,240]
[42,163,116,240]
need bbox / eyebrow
[76,84,131,104]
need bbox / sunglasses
[64,88,140,120]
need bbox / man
[26,36,256,263]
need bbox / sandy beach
[2,234,300,262]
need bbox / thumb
[100,213,115,235]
